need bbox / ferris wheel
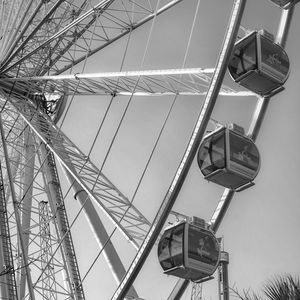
[0,0,297,300]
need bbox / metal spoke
[0,68,256,97]
[0,94,151,248]
[0,0,183,77]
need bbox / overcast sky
[59,1,300,299]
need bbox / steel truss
[0,101,86,300]
[0,0,183,77]
[0,68,255,97]
[0,1,188,298]
[0,0,291,299]
[0,161,18,300]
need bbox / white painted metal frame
[0,68,256,97]
[0,0,292,299]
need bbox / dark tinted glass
[260,36,289,76]
[158,229,173,270]
[229,35,257,79]
[158,224,184,270]
[198,131,225,176]
[169,224,184,267]
[211,132,226,169]
[229,132,259,171]
[198,139,212,176]
[188,225,219,266]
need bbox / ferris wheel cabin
[269,0,300,8]
[228,30,290,96]
[157,217,220,282]
[197,124,260,191]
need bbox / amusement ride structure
[0,0,298,299]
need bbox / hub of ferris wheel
[0,77,68,123]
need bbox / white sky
[59,0,300,299]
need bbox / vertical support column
[0,163,18,300]
[72,185,139,299]
[218,251,229,300]
[112,1,246,299]
[39,201,58,300]
[0,237,9,300]
[38,142,85,300]
[191,282,203,300]
[275,6,294,48]
[19,126,36,299]
[0,113,36,300]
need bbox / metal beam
[19,127,36,299]
[111,0,246,298]
[275,5,295,47]
[53,0,184,75]
[1,94,150,248]
[218,252,230,300]
[0,113,36,300]
[0,0,65,73]
[1,0,183,77]
[206,5,295,300]
[0,162,18,300]
[0,68,255,97]
[68,178,139,298]
[38,143,85,300]
[168,4,295,300]
[0,99,88,299]
[0,0,38,63]
[210,0,294,234]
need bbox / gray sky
[60,0,300,299]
